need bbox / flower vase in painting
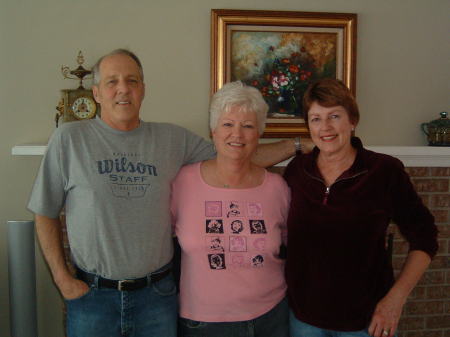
[231,31,337,120]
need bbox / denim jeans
[65,270,177,337]
[290,311,397,337]
[178,297,289,337]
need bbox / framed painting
[211,9,357,137]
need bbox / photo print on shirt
[249,220,267,234]
[230,253,247,268]
[208,253,226,270]
[205,201,222,217]
[206,219,224,233]
[251,254,265,267]
[252,238,266,251]
[247,202,263,217]
[206,236,225,252]
[230,219,244,234]
[226,201,243,218]
[229,236,247,252]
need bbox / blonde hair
[209,81,268,135]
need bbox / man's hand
[299,137,314,154]
[35,214,90,300]
[57,276,90,300]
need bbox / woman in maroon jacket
[284,78,438,337]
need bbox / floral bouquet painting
[231,31,337,119]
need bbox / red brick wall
[269,166,449,336]
[394,167,450,336]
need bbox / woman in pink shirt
[171,81,291,337]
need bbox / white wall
[1,0,449,336]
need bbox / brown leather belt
[76,267,171,291]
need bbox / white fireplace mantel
[12,145,47,156]
[12,144,449,167]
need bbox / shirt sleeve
[170,179,178,232]
[282,156,301,246]
[27,129,66,218]
[280,179,291,246]
[181,128,216,164]
[170,164,191,233]
[268,171,291,247]
[388,159,438,258]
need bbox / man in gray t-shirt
[28,49,299,337]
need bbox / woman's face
[307,102,355,157]
[232,221,242,231]
[212,106,259,162]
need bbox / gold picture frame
[211,9,357,137]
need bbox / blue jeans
[178,297,289,337]
[290,311,397,337]
[66,270,177,337]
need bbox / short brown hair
[302,78,359,128]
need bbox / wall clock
[55,51,98,126]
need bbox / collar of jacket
[303,137,369,184]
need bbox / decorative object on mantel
[421,111,450,146]
[55,51,98,127]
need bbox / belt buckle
[118,279,135,291]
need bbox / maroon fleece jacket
[284,137,438,331]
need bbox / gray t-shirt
[28,117,215,279]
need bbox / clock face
[71,96,97,119]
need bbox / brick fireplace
[394,167,450,336]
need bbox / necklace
[215,170,234,188]
[214,167,255,189]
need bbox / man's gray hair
[92,49,144,85]
[209,81,268,135]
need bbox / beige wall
[1,0,449,336]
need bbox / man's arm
[35,214,89,300]
[253,137,314,168]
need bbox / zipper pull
[323,186,330,205]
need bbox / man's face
[92,53,145,131]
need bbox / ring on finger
[382,330,389,336]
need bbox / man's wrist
[53,267,75,287]
[294,136,302,154]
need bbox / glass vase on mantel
[421,112,450,146]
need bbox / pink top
[171,162,290,322]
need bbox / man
[28,49,302,337]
